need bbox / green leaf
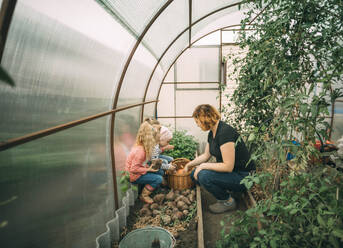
[131,185,138,191]
[248,133,255,141]
[280,181,288,186]
[332,229,343,239]
[327,217,335,227]
[120,184,128,193]
[290,209,298,215]
[0,221,8,228]
[317,215,325,226]
[329,235,340,248]
[309,193,316,200]
[120,176,127,184]
[270,239,277,248]
[0,66,15,86]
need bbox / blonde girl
[125,121,164,204]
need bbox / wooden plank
[247,190,257,207]
[196,185,204,248]
[246,190,263,230]
[242,191,251,209]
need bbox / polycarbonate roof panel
[222,30,240,43]
[192,6,244,43]
[97,0,168,34]
[176,47,220,82]
[143,0,189,58]
[164,66,175,82]
[0,117,114,248]
[146,65,164,101]
[222,30,258,43]
[117,43,158,106]
[175,89,220,116]
[160,32,189,72]
[143,102,157,119]
[158,84,175,116]
[0,0,134,140]
[154,3,249,84]
[193,31,221,46]
[192,0,241,22]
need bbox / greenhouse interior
[0,0,342,247]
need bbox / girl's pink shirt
[125,145,149,182]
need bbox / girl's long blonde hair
[135,121,158,159]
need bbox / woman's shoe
[209,197,236,214]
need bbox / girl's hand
[164,144,174,150]
[147,164,158,172]
[168,164,176,173]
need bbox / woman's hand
[193,163,209,180]
[183,162,191,173]
[146,164,158,172]
[193,165,203,180]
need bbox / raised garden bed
[114,186,202,248]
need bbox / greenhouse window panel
[95,0,168,35]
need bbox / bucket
[119,226,176,248]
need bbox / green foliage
[184,202,197,223]
[222,0,343,172]
[219,0,343,246]
[119,171,137,193]
[163,129,198,160]
[218,167,343,248]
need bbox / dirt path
[201,188,247,248]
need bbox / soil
[114,187,198,248]
[113,186,249,248]
[201,188,248,248]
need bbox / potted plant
[162,129,198,161]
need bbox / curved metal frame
[153,24,243,115]
[151,4,268,118]
[0,0,255,210]
[4,0,336,214]
[0,100,157,152]
[140,1,244,122]
[109,0,173,209]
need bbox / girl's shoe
[140,187,154,204]
[161,177,168,187]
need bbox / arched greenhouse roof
[0,1,342,248]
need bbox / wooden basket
[167,158,194,190]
